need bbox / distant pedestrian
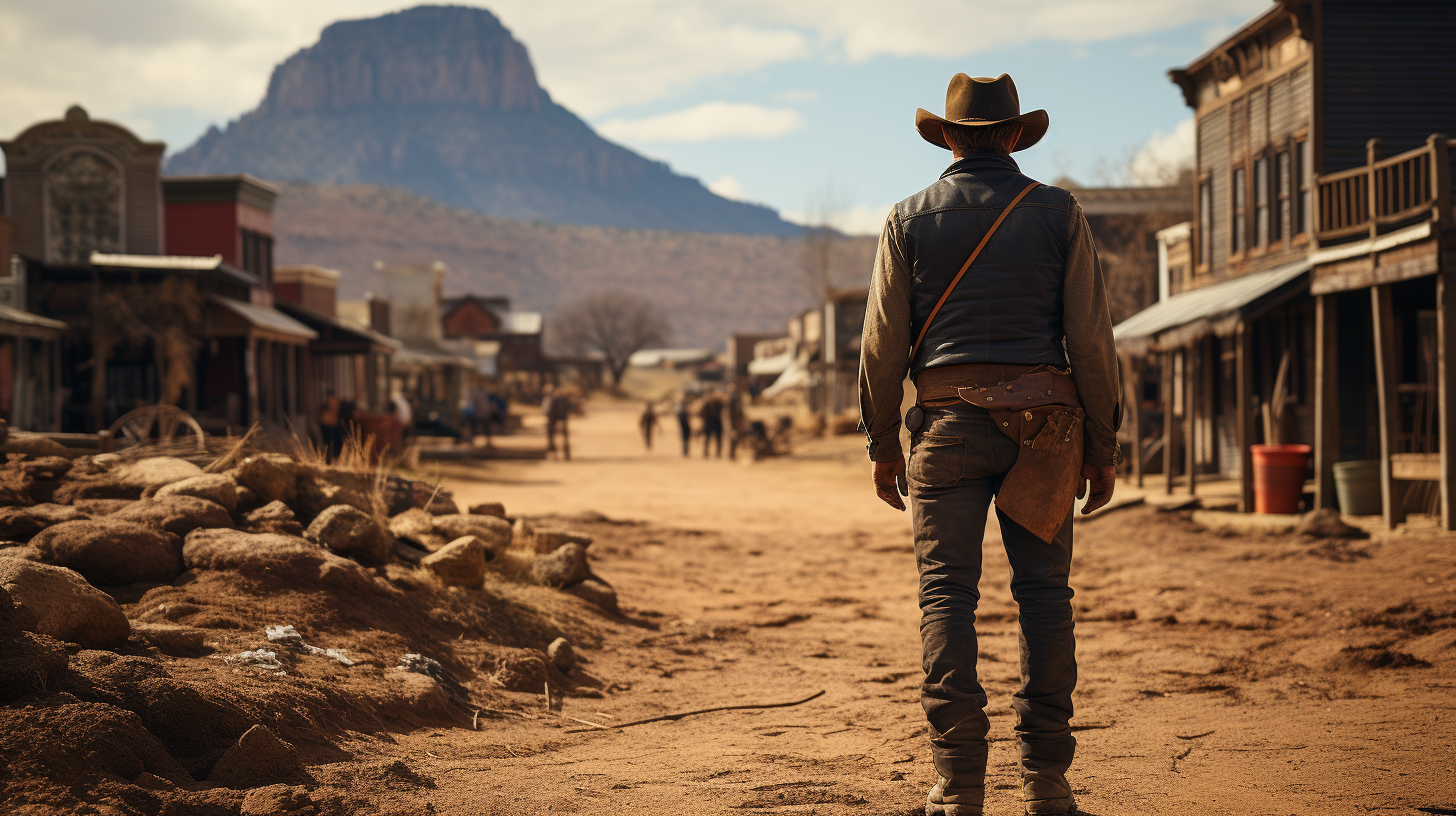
[319,390,343,462]
[541,384,573,460]
[639,401,658,451]
[674,396,693,457]
[699,391,724,458]
[726,384,745,459]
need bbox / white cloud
[782,203,894,236]
[708,174,748,200]
[1129,117,1194,185]
[598,102,805,144]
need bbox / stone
[293,475,378,521]
[0,584,38,636]
[30,519,182,585]
[0,558,130,646]
[0,468,35,508]
[546,637,575,672]
[431,513,512,554]
[0,631,69,702]
[131,622,209,656]
[242,500,304,536]
[182,528,374,593]
[235,453,300,504]
[531,528,593,555]
[390,507,445,550]
[112,457,205,491]
[564,578,619,613]
[72,499,136,516]
[153,474,240,512]
[240,785,315,816]
[1,433,74,459]
[529,543,589,588]
[206,724,309,789]
[425,493,460,516]
[110,495,233,538]
[419,536,488,587]
[1296,507,1369,539]
[234,484,261,513]
[305,504,391,566]
[0,544,43,562]
[467,501,506,518]
[0,503,89,541]
[491,650,549,692]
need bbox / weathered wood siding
[1198,107,1230,273]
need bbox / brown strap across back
[907,180,1042,362]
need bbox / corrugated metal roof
[1113,259,1310,353]
[210,296,318,340]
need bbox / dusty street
[368,398,1455,815]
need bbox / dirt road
[375,398,1454,815]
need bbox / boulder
[14,456,73,502]
[112,457,205,491]
[0,584,38,636]
[182,529,374,593]
[531,528,593,555]
[426,492,461,516]
[0,558,130,646]
[305,504,391,566]
[0,503,89,541]
[546,637,575,672]
[0,631,69,703]
[0,468,35,508]
[206,724,310,789]
[293,475,378,521]
[131,622,209,656]
[564,578,619,613]
[72,499,136,517]
[1296,507,1369,539]
[419,536,488,587]
[530,543,589,588]
[234,484,261,513]
[390,507,446,551]
[235,453,300,504]
[1,432,74,459]
[30,519,182,585]
[153,474,240,512]
[110,495,233,538]
[492,650,550,692]
[241,500,304,536]
[467,501,507,518]
[431,514,512,554]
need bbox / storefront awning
[274,299,401,354]
[0,304,66,339]
[208,295,317,345]
[1113,259,1310,355]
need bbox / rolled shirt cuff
[865,430,904,462]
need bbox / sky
[0,0,1269,234]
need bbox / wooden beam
[1185,345,1198,495]
[1236,321,1255,512]
[1371,284,1405,529]
[1128,355,1144,488]
[1313,294,1340,509]
[1439,272,1456,530]
[1163,350,1176,496]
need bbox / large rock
[131,622,209,656]
[431,514,511,554]
[30,519,182,585]
[110,496,233,538]
[0,558,130,646]
[292,475,378,521]
[183,528,374,593]
[492,650,550,692]
[153,473,240,512]
[0,468,35,508]
[0,583,38,636]
[563,577,619,613]
[530,543,589,588]
[304,504,391,566]
[467,501,506,518]
[235,453,300,504]
[419,536,488,587]
[531,528,593,555]
[112,457,205,491]
[390,507,446,551]
[0,503,89,541]
[207,724,309,789]
[241,500,304,536]
[546,637,575,672]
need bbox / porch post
[1314,294,1340,509]
[1163,350,1175,496]
[1127,355,1144,488]
[1185,343,1198,495]
[1236,320,1255,512]
[1439,272,1456,530]
[1371,284,1405,529]
[245,337,260,427]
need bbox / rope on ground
[564,689,827,734]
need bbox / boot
[925,775,984,816]
[1021,769,1076,815]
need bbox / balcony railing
[1315,134,1452,244]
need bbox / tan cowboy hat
[915,73,1048,152]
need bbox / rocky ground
[1,403,1454,815]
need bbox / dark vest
[896,154,1073,377]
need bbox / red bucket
[1251,444,1311,514]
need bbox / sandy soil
[343,398,1455,815]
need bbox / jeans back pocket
[909,434,966,487]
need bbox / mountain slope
[271,183,875,348]
[168,5,796,236]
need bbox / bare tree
[801,182,848,303]
[554,291,670,387]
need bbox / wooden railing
[1315,134,1452,243]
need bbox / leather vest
[896,154,1073,377]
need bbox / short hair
[942,121,1022,155]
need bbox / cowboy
[858,74,1120,816]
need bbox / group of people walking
[638,386,744,459]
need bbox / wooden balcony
[1316,134,1453,244]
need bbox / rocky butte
[167,5,797,235]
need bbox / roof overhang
[1113,259,1310,356]
[0,303,66,338]
[273,298,400,353]
[207,295,317,345]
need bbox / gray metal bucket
[1333,460,1382,516]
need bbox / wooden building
[273,264,398,419]
[1115,0,1456,527]
[163,175,277,296]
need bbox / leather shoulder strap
[908,180,1042,363]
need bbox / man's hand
[1077,464,1116,514]
[873,456,909,511]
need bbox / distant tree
[554,291,670,387]
[800,183,846,303]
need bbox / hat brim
[914,108,1048,152]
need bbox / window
[1254,156,1269,248]
[240,228,275,286]
[1275,151,1291,243]
[44,150,123,264]
[1199,179,1213,268]
[1232,167,1247,255]
[1294,140,1311,235]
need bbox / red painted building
[163,175,278,301]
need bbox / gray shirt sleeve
[858,211,912,462]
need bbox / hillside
[168,5,796,236]
[272,182,876,348]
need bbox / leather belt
[916,363,1076,407]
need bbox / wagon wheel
[98,405,206,453]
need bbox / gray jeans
[908,402,1077,809]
